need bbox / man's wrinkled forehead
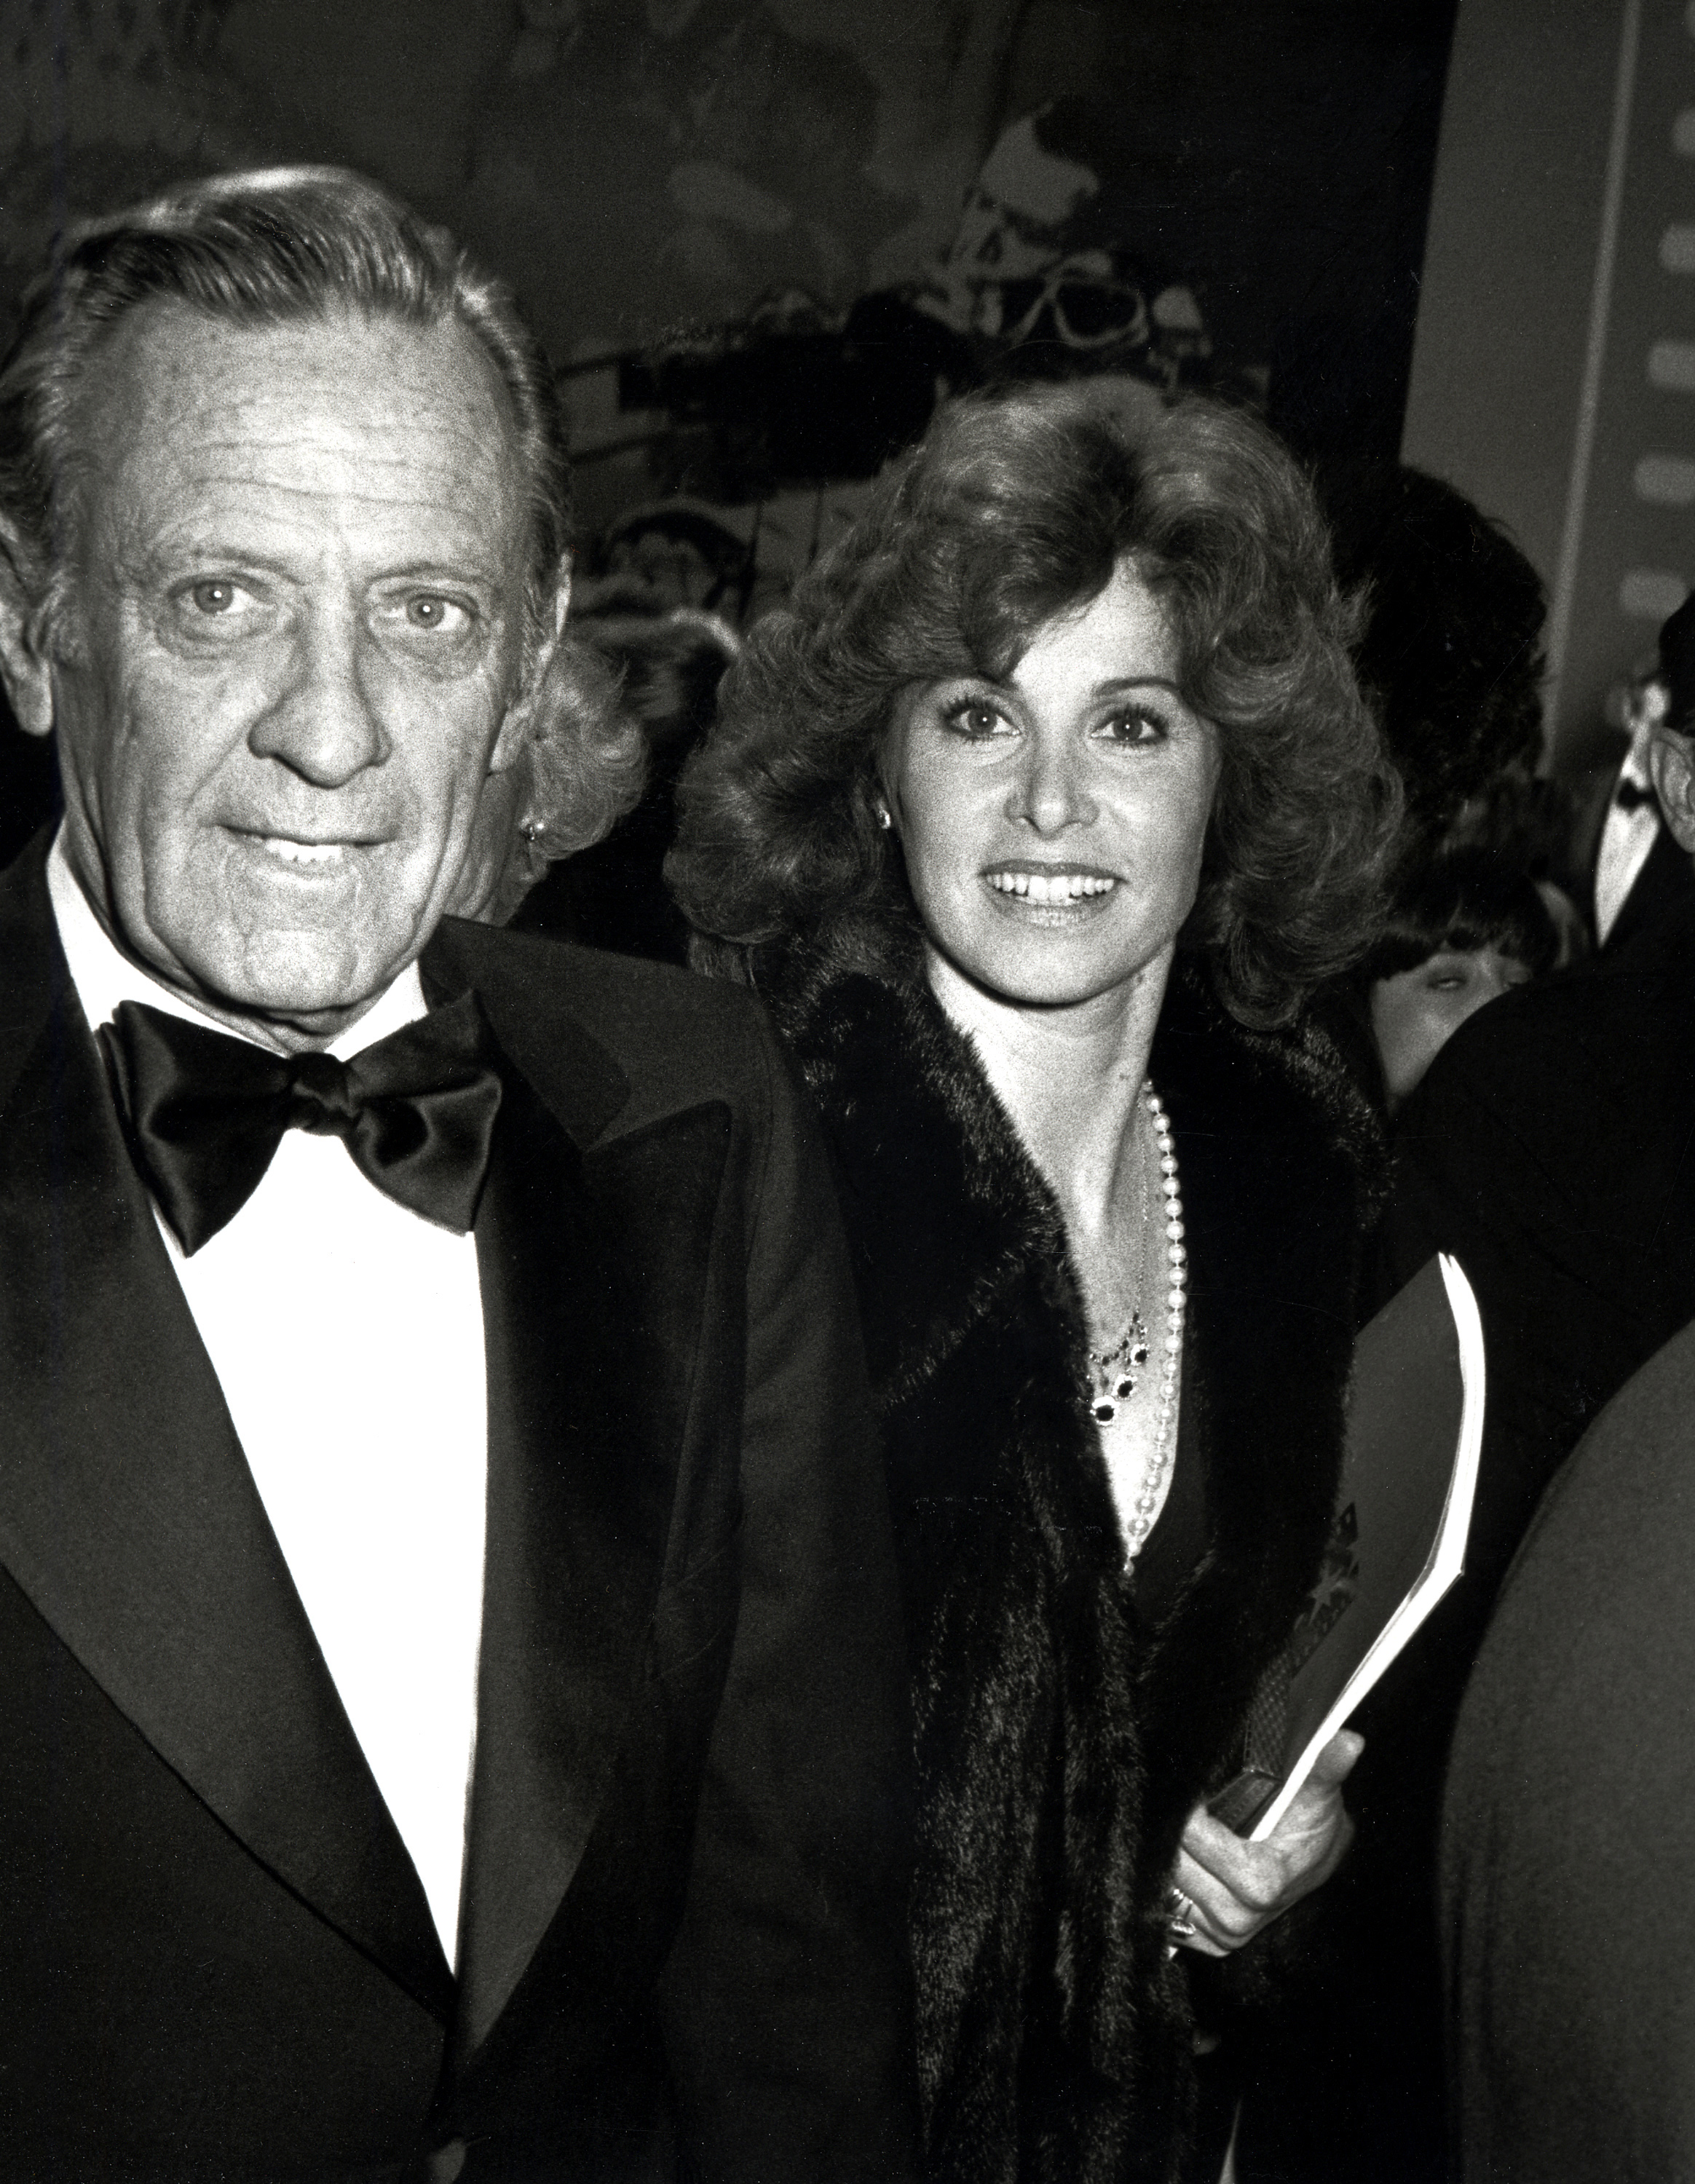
[64,299,531,584]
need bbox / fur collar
[770,951,1380,1799]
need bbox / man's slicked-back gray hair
[0,165,572,631]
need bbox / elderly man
[0,168,918,2184]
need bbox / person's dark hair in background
[513,601,738,960]
[1328,464,1548,855]
[1361,848,1560,1112]
[1331,465,1586,954]
[1365,850,1560,985]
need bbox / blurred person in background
[1272,614,1695,2184]
[1573,597,1695,953]
[1362,848,1560,1116]
[512,598,738,960]
[1329,463,1584,970]
[1329,465,1546,852]
[1245,468,1568,2184]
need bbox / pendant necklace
[1086,1081,1187,1554]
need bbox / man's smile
[257,836,351,866]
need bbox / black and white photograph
[0,2,1686,2178]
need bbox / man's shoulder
[1417,906,1695,1133]
[1388,907,1695,1285]
[0,833,64,1080]
[427,919,778,1130]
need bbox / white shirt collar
[47,827,427,1056]
[1621,735,1655,792]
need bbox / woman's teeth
[988,871,1116,903]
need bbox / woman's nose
[1007,735,1095,833]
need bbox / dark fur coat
[758,949,1383,2184]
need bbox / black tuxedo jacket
[1381,896,1695,1608]
[1568,755,1695,954]
[0,838,919,2184]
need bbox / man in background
[1244,587,1695,2184]
[1381,587,1695,1594]
[1297,590,1695,2184]
[0,166,917,2183]
[1579,598,1695,951]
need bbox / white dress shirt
[1595,739,1662,945]
[48,836,487,1967]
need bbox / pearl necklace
[1086,1082,1187,1555]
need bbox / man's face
[48,302,551,1042]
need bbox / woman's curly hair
[668,385,1399,1027]
[458,632,647,927]
[528,634,649,858]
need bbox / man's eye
[188,579,245,616]
[403,594,469,633]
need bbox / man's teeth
[261,836,347,866]
[988,871,1117,903]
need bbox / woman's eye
[1101,709,1166,745]
[942,699,1009,739]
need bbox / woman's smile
[982,863,1122,923]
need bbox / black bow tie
[100,992,503,1257]
[1615,775,1658,813]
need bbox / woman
[668,386,1398,2184]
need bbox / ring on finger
[1167,1888,1197,1940]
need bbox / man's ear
[1649,726,1695,855]
[490,561,572,774]
[0,529,55,739]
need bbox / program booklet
[1208,1253,1485,1841]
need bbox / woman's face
[883,561,1222,1010]
[1368,944,1535,1111]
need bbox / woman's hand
[1166,1730,1364,1958]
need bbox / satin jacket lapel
[0,855,451,2024]
[452,994,732,2065]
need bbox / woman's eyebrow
[1091,675,1184,698]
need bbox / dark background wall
[0,0,1460,858]
[1405,0,1695,769]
